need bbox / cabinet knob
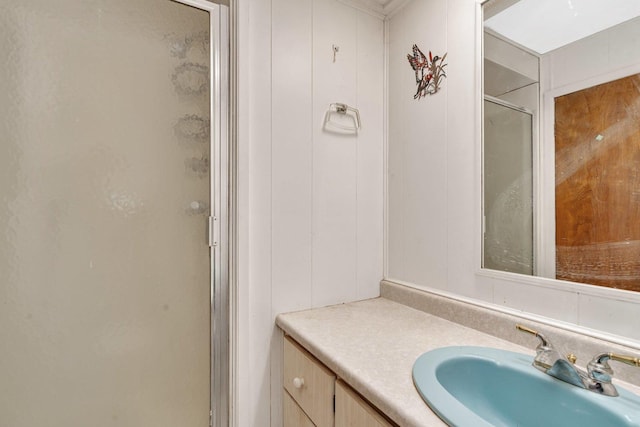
[292,377,304,389]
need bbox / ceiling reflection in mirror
[482,0,640,292]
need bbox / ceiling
[339,0,408,17]
[485,0,640,54]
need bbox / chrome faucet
[516,324,640,397]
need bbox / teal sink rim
[412,346,640,427]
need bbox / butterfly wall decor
[407,44,447,99]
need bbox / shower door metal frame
[175,1,230,426]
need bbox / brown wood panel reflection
[555,73,640,292]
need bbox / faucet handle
[608,353,640,367]
[587,352,640,391]
[516,324,550,347]
[516,324,561,371]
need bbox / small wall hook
[332,44,339,63]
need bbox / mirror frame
[476,0,640,350]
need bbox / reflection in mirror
[483,99,533,275]
[555,74,640,291]
[482,0,640,292]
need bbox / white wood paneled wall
[270,0,383,319]
[240,0,640,424]
[241,0,384,425]
[387,0,449,288]
[385,0,640,351]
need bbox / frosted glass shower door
[483,99,534,275]
[0,1,213,425]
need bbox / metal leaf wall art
[407,44,447,99]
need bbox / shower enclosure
[0,0,229,425]
[483,97,534,276]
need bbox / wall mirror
[482,0,640,293]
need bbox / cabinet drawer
[335,380,395,427]
[283,335,336,427]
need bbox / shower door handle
[208,216,218,247]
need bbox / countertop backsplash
[380,280,640,388]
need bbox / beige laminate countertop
[275,297,640,427]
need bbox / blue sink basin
[413,346,640,427]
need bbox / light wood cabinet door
[283,336,336,427]
[335,380,394,427]
[283,390,315,427]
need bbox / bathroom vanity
[283,335,394,426]
[276,283,640,426]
